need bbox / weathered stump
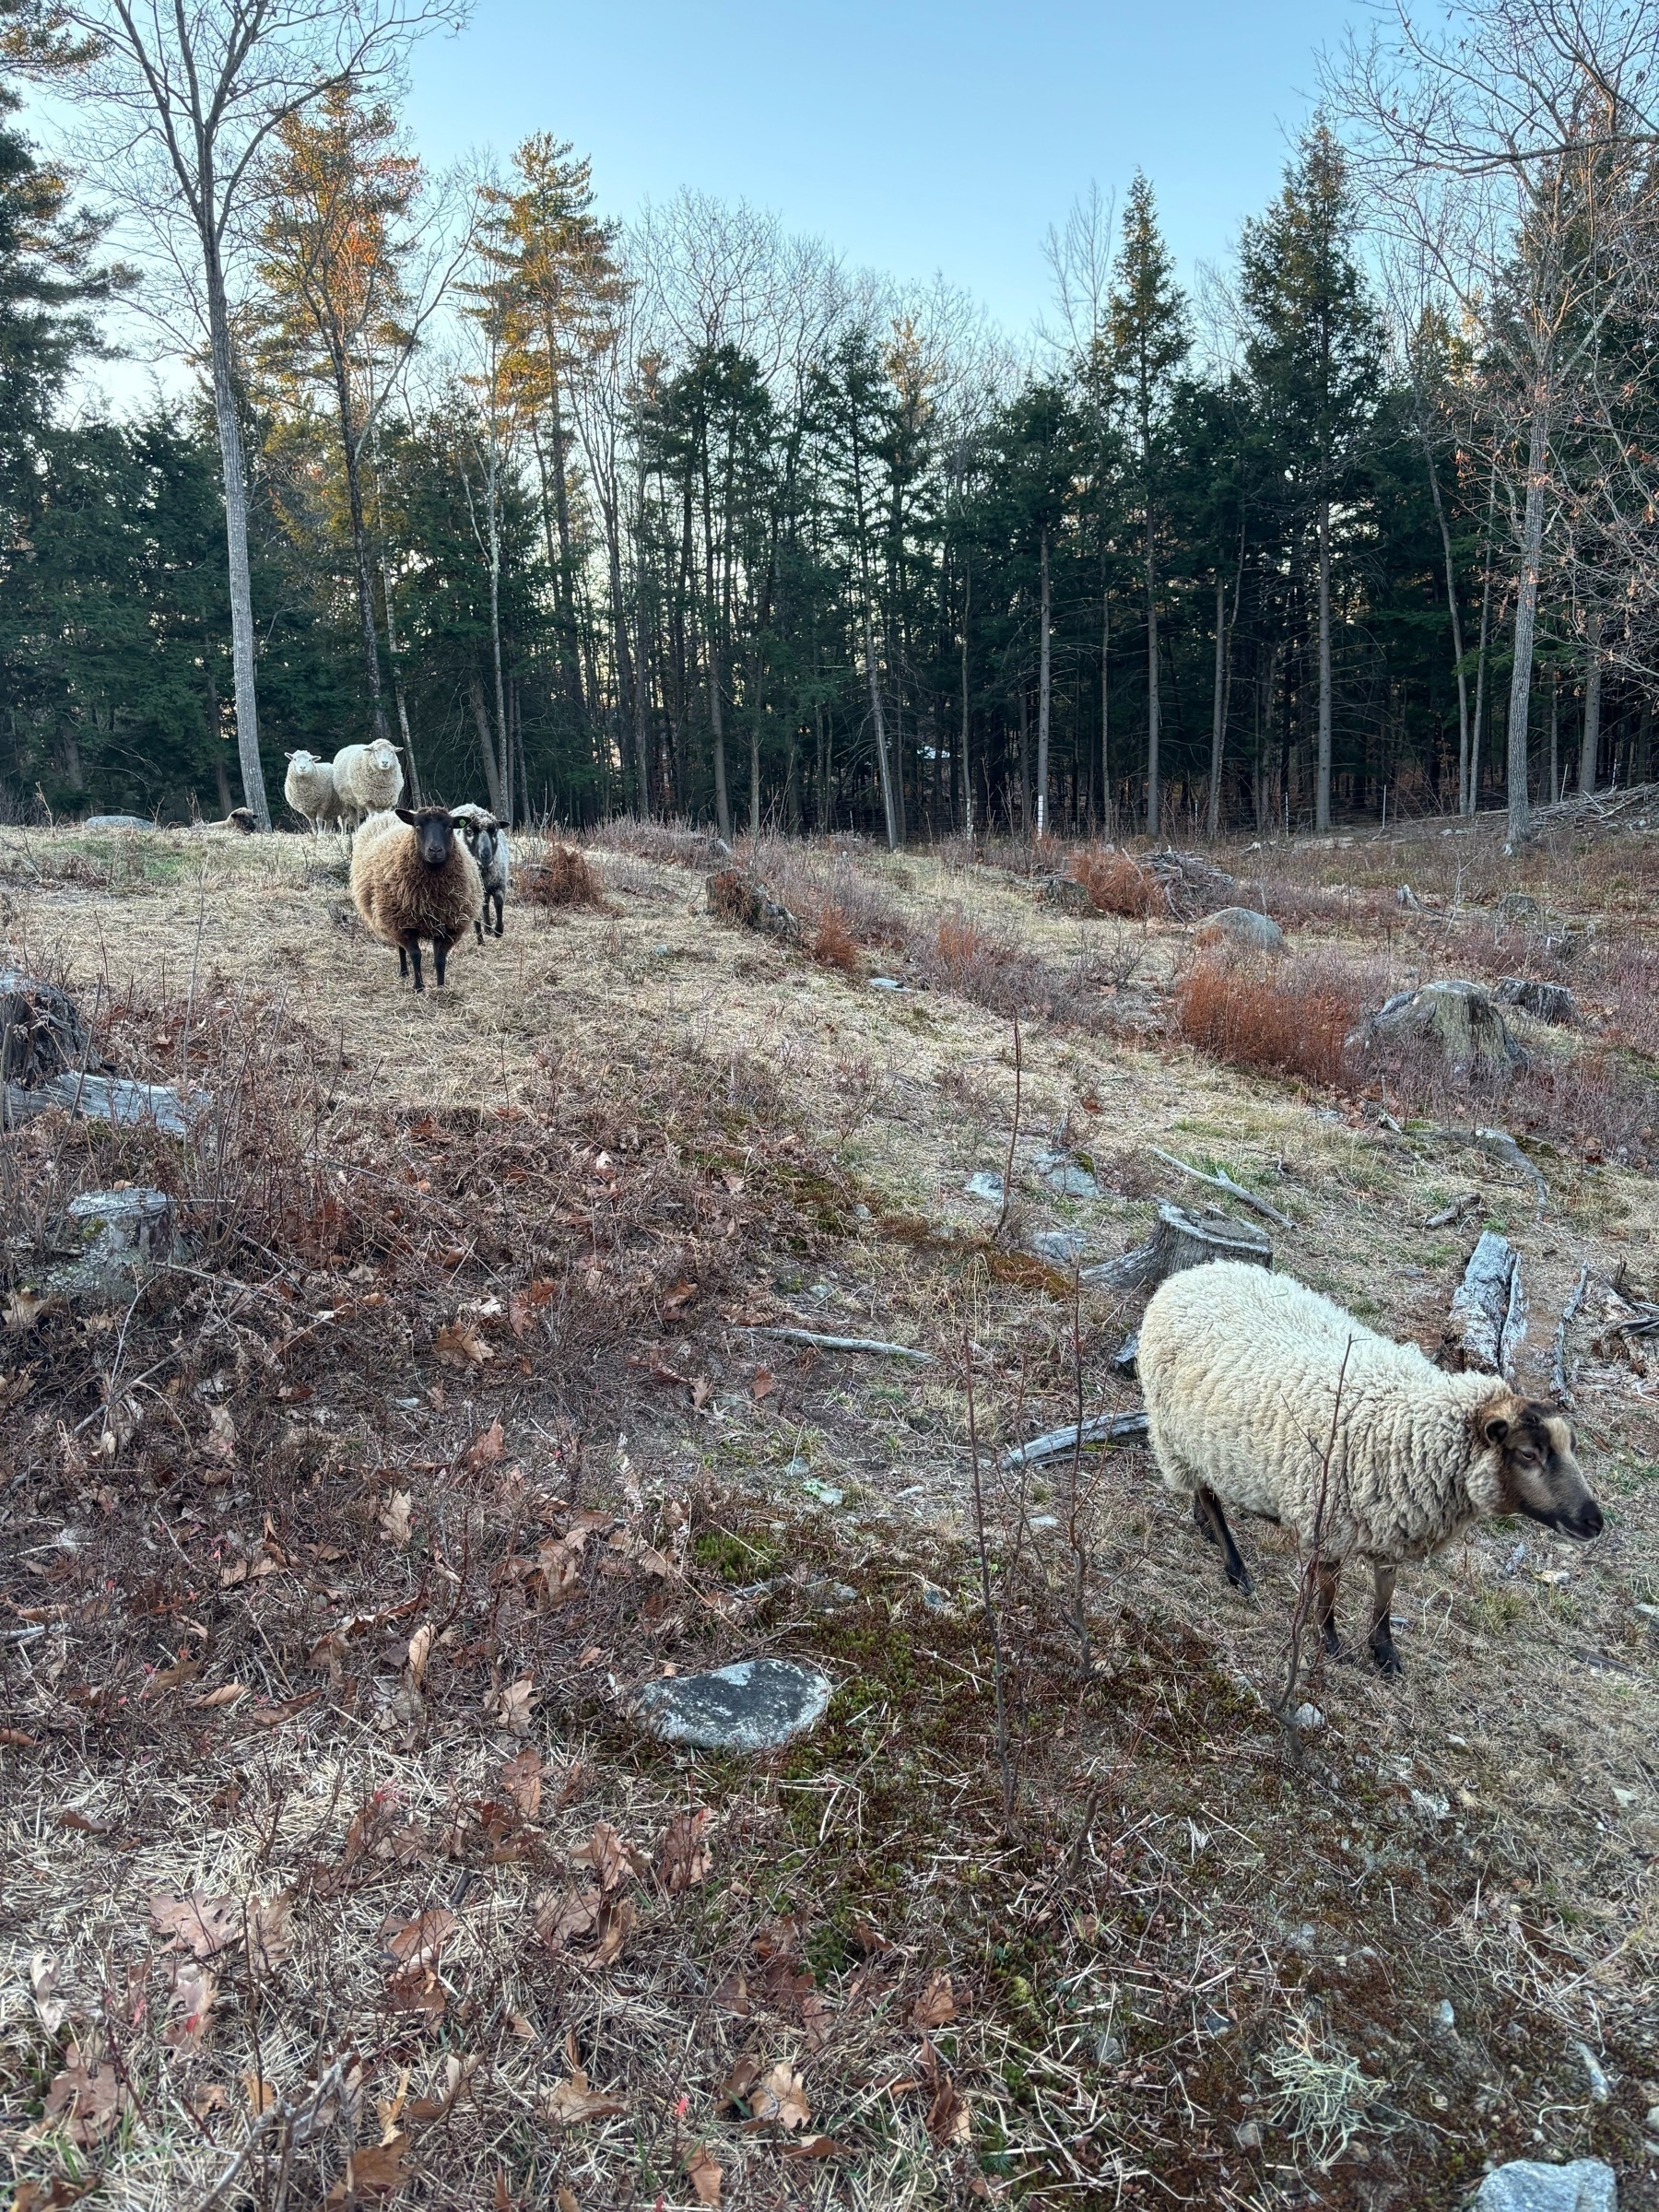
[1082,1201,1272,1292]
[1359,979,1526,1076]
[706,867,803,943]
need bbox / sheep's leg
[432,935,453,987]
[1193,1486,1253,1595]
[405,937,425,993]
[475,916,484,944]
[1312,1559,1342,1656]
[1368,1564,1402,1677]
[492,894,503,936]
[397,946,408,980]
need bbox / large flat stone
[1475,2159,1616,2212]
[635,1659,832,1753]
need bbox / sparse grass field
[1,811,1657,2211]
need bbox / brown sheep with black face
[1137,1262,1603,1676]
[349,806,483,992]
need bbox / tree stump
[0,971,100,1087]
[1359,979,1526,1076]
[1082,1201,1271,1292]
[1442,1230,1526,1380]
[707,868,803,943]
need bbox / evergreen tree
[1109,173,1188,837]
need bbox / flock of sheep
[280,737,1606,1670]
[284,741,510,994]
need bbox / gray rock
[1195,905,1285,953]
[1233,2119,1263,2151]
[964,1171,1006,1206]
[635,1657,832,1753]
[1359,979,1526,1075]
[1036,1151,1100,1199]
[869,975,907,992]
[1497,892,1546,924]
[83,813,158,832]
[1497,977,1580,1025]
[1474,2159,1615,2212]
[799,1476,843,1507]
[1030,1229,1083,1268]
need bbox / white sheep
[283,750,342,831]
[453,810,510,939]
[1136,1261,1603,1675]
[332,738,406,829]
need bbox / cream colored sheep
[1137,1261,1603,1674]
[333,738,405,828]
[350,806,482,992]
[283,750,341,830]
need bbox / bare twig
[190,2059,347,2212]
[1062,1267,1092,1676]
[994,1013,1022,1243]
[964,1321,1016,1830]
[1147,1145,1294,1230]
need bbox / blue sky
[404,0,1364,335]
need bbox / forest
[2,0,1659,846]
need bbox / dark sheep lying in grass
[349,806,483,992]
[1138,1261,1603,1676]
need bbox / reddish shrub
[523,844,607,910]
[1071,848,1164,919]
[812,904,861,973]
[1175,952,1364,1089]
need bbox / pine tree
[1109,173,1188,839]
[1240,123,1382,831]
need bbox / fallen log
[754,1325,931,1362]
[1421,1124,1547,1213]
[1147,1146,1294,1230]
[1552,1265,1590,1405]
[1001,1410,1149,1470]
[1443,1230,1526,1379]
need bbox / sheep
[349,806,482,992]
[283,750,342,831]
[1136,1260,1603,1675]
[453,812,510,939]
[332,738,405,829]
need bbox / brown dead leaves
[656,1806,712,1894]
[39,2044,129,2147]
[547,2031,627,2126]
[149,1888,291,1971]
[683,2141,724,2204]
[383,1906,456,2017]
[434,1317,492,1369]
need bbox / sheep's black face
[396,806,457,868]
[1482,1397,1604,1539]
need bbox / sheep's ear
[394,806,418,826]
[1479,1408,1512,1447]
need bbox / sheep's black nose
[1567,1500,1604,1539]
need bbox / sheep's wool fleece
[350,816,483,946]
[333,741,405,818]
[283,753,338,822]
[1138,1262,1505,1563]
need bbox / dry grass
[1,822,1657,2211]
[811,904,861,975]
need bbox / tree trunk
[381,559,422,807]
[1018,688,1030,836]
[1035,526,1052,836]
[1315,497,1334,834]
[1145,524,1160,840]
[1470,482,1496,814]
[959,554,973,839]
[468,675,505,818]
[1507,389,1549,841]
[332,362,388,743]
[204,232,270,829]
[1420,441,1471,814]
[1580,606,1602,797]
[1548,669,1560,805]
[1206,571,1227,841]
[1100,576,1111,837]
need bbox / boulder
[1359,980,1526,1076]
[83,813,158,832]
[1194,906,1285,954]
[635,1658,832,1753]
[1036,1151,1100,1200]
[1030,1229,1084,1269]
[964,1171,1006,1206]
[1497,977,1579,1025]
[1473,2159,1616,2212]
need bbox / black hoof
[1371,1643,1403,1678]
[1226,1566,1255,1598]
